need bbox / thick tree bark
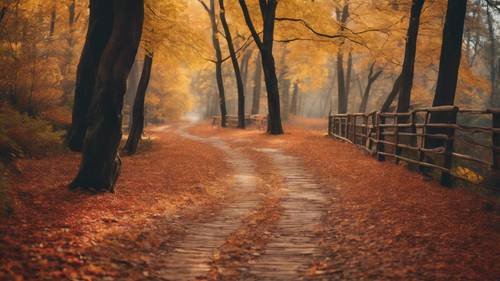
[208,0,227,127]
[431,0,467,108]
[219,0,245,128]
[66,0,113,151]
[359,63,383,113]
[251,54,262,115]
[70,0,144,192]
[427,0,467,148]
[396,0,424,114]
[238,0,283,134]
[123,53,153,156]
[290,80,299,115]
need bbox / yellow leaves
[453,166,484,184]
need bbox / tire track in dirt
[155,126,261,280]
[246,148,328,281]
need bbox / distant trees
[69,0,144,192]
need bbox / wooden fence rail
[212,115,267,130]
[328,106,500,189]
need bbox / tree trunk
[208,0,227,127]
[290,80,299,115]
[219,0,245,128]
[238,0,283,134]
[396,0,424,114]
[345,51,353,111]
[359,63,383,113]
[337,52,347,113]
[240,49,252,95]
[66,0,114,151]
[123,53,153,156]
[431,0,467,107]
[427,0,467,147]
[251,54,262,115]
[70,0,144,192]
[336,3,350,114]
[381,75,402,112]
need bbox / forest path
[159,125,330,280]
[155,126,262,280]
[246,148,328,280]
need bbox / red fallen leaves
[0,127,229,280]
[190,122,500,281]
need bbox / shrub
[0,104,63,161]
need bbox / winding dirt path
[156,127,261,280]
[247,148,328,280]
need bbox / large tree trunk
[238,0,283,134]
[251,54,262,115]
[359,63,383,113]
[66,0,113,151]
[70,0,144,192]
[427,0,467,147]
[262,49,283,134]
[208,0,227,127]
[431,0,467,108]
[219,0,245,128]
[396,0,424,114]
[123,53,153,156]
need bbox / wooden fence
[212,115,267,130]
[328,106,500,189]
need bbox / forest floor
[1,121,499,280]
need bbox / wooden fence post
[489,110,500,188]
[364,114,369,148]
[440,107,458,187]
[394,115,400,164]
[376,112,385,161]
[352,115,357,144]
[328,114,332,136]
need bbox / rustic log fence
[212,115,267,130]
[328,106,500,189]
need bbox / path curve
[248,148,328,280]
[156,126,261,280]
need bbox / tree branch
[238,0,263,49]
